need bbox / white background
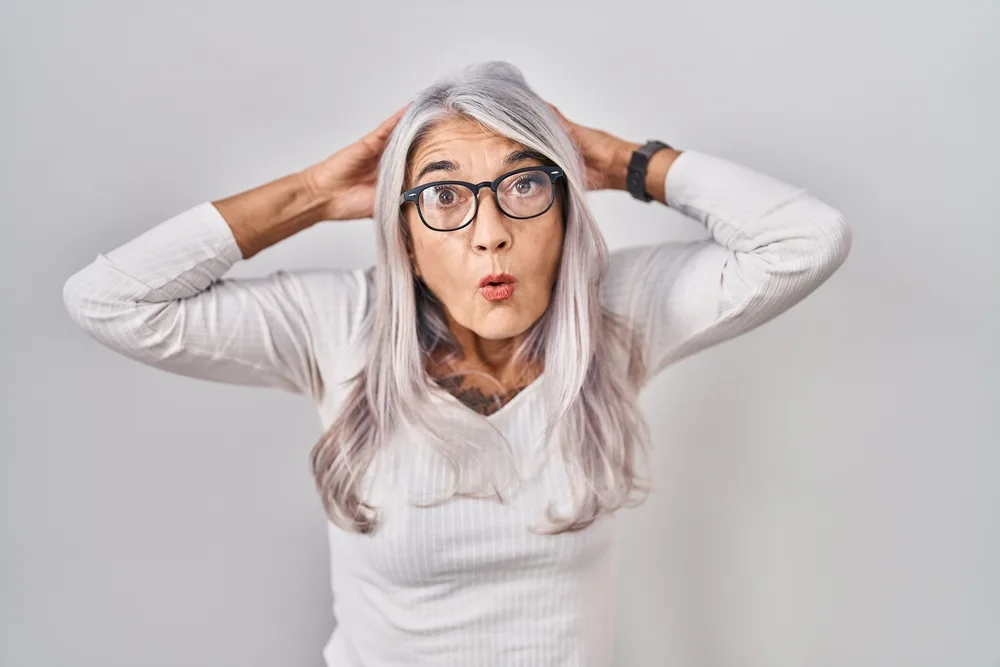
[3,0,997,665]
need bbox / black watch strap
[626,140,672,202]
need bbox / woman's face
[403,117,565,342]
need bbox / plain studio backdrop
[3,0,997,665]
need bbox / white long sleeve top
[62,149,852,666]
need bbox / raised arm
[605,149,852,380]
[62,106,407,398]
[549,106,852,381]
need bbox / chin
[472,313,534,340]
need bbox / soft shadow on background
[3,0,997,665]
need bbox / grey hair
[310,61,651,534]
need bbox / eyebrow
[413,149,549,184]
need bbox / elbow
[779,207,852,295]
[62,258,179,366]
[737,198,853,309]
[761,204,853,292]
[62,264,123,347]
[755,191,853,282]
[63,263,183,362]
[62,267,94,331]
[61,262,137,345]
[814,207,853,277]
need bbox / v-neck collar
[427,371,546,422]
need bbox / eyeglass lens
[418,169,554,230]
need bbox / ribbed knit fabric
[62,150,851,666]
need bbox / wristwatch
[626,140,672,202]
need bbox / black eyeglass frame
[399,164,565,232]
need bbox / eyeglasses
[399,165,565,232]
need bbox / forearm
[610,142,849,258]
[213,169,332,259]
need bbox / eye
[425,185,461,207]
[510,173,544,196]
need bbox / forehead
[407,116,526,181]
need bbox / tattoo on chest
[433,375,528,416]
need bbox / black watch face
[626,166,645,199]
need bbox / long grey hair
[311,61,651,535]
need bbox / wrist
[300,165,338,222]
[616,140,682,204]
[611,140,643,191]
[213,170,332,259]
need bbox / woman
[63,61,852,666]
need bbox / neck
[431,312,539,390]
[450,320,522,373]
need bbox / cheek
[410,229,464,292]
[406,214,436,273]
[527,215,565,283]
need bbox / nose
[470,188,512,254]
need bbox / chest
[325,420,618,590]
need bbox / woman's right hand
[304,104,409,221]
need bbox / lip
[478,272,517,289]
[478,272,517,302]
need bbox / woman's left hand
[548,104,640,192]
